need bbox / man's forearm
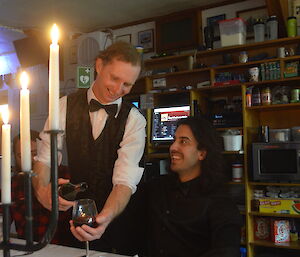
[32,161,51,190]
[100,184,132,222]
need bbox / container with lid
[266,16,278,40]
[219,18,246,47]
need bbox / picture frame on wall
[237,6,268,38]
[138,29,154,53]
[207,14,226,41]
[116,34,131,43]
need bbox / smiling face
[169,124,207,182]
[93,58,141,104]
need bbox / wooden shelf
[147,152,169,159]
[250,239,300,250]
[216,127,243,131]
[222,150,244,154]
[250,211,300,219]
[144,36,300,66]
[247,102,300,111]
[150,67,210,79]
[249,182,300,186]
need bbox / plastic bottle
[266,16,278,40]
[287,16,297,37]
[252,87,261,106]
[254,19,265,42]
[58,182,88,201]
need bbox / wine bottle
[58,182,88,201]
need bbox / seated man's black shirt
[143,173,242,257]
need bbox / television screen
[156,12,198,53]
[152,106,190,144]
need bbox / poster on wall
[77,66,94,88]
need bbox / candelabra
[1,131,60,257]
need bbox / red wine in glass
[72,199,98,257]
[73,216,97,228]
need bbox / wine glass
[72,199,98,257]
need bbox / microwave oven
[252,142,300,182]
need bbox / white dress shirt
[37,84,146,193]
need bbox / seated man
[10,130,71,244]
[144,116,242,257]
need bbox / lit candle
[20,71,31,171]
[49,24,60,130]
[1,105,11,203]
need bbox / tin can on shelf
[232,163,243,182]
[261,87,271,105]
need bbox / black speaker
[13,36,48,68]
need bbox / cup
[249,67,259,82]
[277,47,285,58]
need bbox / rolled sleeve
[112,108,146,194]
[35,96,67,167]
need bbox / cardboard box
[254,217,270,240]
[271,219,290,243]
[258,198,300,215]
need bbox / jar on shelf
[239,51,248,63]
[261,87,271,105]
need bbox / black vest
[66,89,132,209]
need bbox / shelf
[245,76,300,86]
[144,37,300,66]
[196,83,242,92]
[247,102,300,111]
[249,182,300,186]
[216,127,243,131]
[228,181,245,185]
[250,239,300,250]
[222,150,244,154]
[212,55,300,71]
[150,67,210,79]
[250,211,300,219]
[147,152,169,159]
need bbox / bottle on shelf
[58,182,88,201]
[252,87,261,106]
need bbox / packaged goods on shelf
[259,198,300,214]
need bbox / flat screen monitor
[152,105,190,144]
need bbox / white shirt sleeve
[112,107,146,194]
[36,96,67,167]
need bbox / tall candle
[1,105,11,203]
[49,24,60,130]
[20,71,31,171]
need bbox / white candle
[49,24,60,130]
[1,105,11,204]
[20,72,31,171]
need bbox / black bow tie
[89,99,118,117]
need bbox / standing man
[33,41,146,253]
[144,116,241,257]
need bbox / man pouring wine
[32,41,146,255]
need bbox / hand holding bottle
[58,181,88,201]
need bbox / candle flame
[20,71,29,90]
[0,105,9,124]
[51,24,59,44]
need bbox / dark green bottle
[58,182,88,201]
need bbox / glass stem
[86,241,89,257]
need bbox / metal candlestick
[0,130,61,256]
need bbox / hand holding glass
[72,199,98,257]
